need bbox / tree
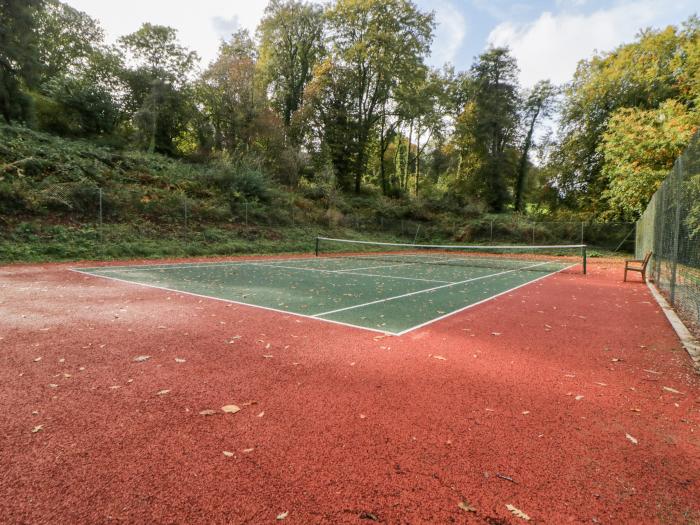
[553,22,698,214]
[34,0,104,82]
[321,0,434,192]
[599,100,699,219]
[258,0,324,137]
[514,80,557,212]
[198,30,260,153]
[0,0,43,122]
[119,24,199,153]
[452,47,520,211]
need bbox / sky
[64,0,698,87]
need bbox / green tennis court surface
[76,251,578,335]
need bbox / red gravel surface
[1,257,699,524]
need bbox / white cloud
[428,1,468,66]
[487,1,661,86]
[64,0,268,67]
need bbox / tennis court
[75,237,586,335]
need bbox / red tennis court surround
[1,255,699,524]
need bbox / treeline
[1,0,698,220]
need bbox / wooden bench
[624,252,652,282]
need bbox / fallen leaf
[626,433,638,445]
[175,358,186,363]
[242,448,254,453]
[199,409,216,416]
[223,451,234,457]
[221,405,241,414]
[433,355,447,361]
[491,332,502,336]
[263,355,274,359]
[663,386,682,394]
[156,390,170,396]
[575,395,584,401]
[359,512,379,522]
[505,504,531,521]
[257,411,265,418]
[133,355,151,362]
[458,500,476,512]
[31,425,43,433]
[48,384,58,388]
[276,511,289,521]
[34,357,42,362]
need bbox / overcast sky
[64,0,697,87]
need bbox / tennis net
[315,237,587,274]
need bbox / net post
[315,237,320,257]
[582,245,587,275]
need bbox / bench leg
[624,267,627,282]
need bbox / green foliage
[34,0,105,82]
[0,0,43,122]
[600,100,699,219]
[554,20,700,215]
[258,0,324,131]
[308,0,434,192]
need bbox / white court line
[79,257,409,274]
[249,262,453,284]
[313,261,552,318]
[392,264,577,335]
[77,255,344,273]
[69,268,394,335]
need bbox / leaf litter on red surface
[156,390,170,396]
[133,355,151,362]
[505,504,531,521]
[223,451,234,457]
[199,409,216,416]
[221,405,240,414]
[276,511,289,520]
[458,500,476,512]
[31,425,43,433]
[626,433,638,445]
[663,386,682,394]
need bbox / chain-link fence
[0,182,635,261]
[636,131,700,334]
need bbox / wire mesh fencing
[636,131,700,334]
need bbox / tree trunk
[148,80,158,154]
[404,120,413,191]
[414,124,420,196]
[379,110,387,195]
[514,107,540,212]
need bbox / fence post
[183,199,188,241]
[669,159,683,304]
[413,224,421,243]
[98,187,103,245]
[490,220,494,242]
[245,201,248,227]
